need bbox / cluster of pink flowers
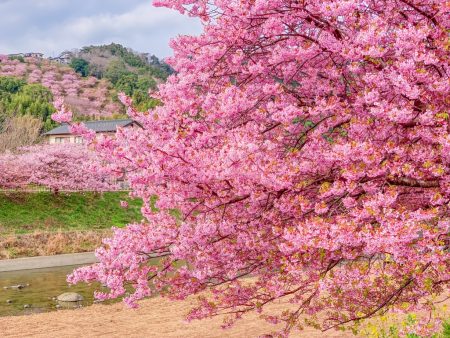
[0,56,121,118]
[59,0,449,336]
[0,144,117,192]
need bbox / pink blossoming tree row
[55,0,448,336]
[0,144,117,193]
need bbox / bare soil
[0,296,353,338]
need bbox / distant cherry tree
[0,151,31,189]
[0,144,116,193]
[53,0,449,336]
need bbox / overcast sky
[0,0,202,58]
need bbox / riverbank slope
[0,191,141,259]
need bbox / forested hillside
[68,43,170,111]
[0,56,121,120]
[0,44,170,150]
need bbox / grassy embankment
[0,191,142,259]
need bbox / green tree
[115,73,138,95]
[132,91,160,111]
[20,83,53,102]
[8,55,25,63]
[130,77,159,110]
[70,58,90,77]
[0,78,56,131]
[136,77,157,92]
[104,60,130,85]
[0,76,26,93]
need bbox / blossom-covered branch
[61,0,449,336]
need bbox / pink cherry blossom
[52,0,450,336]
[0,144,117,192]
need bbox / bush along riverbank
[0,191,142,259]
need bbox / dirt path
[0,296,353,338]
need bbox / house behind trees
[44,119,139,144]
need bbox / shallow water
[0,265,108,317]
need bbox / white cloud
[0,0,201,57]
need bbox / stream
[0,264,109,317]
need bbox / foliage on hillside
[77,43,172,79]
[0,44,170,124]
[69,58,89,77]
[0,76,55,131]
[0,55,122,120]
[68,43,169,111]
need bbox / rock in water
[10,284,26,289]
[56,292,83,302]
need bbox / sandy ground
[0,296,353,338]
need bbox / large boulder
[56,292,83,302]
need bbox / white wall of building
[48,135,83,144]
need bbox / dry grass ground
[1,297,448,338]
[0,230,109,259]
[0,290,448,338]
[0,296,353,338]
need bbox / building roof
[44,119,136,135]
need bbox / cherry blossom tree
[0,151,31,189]
[25,144,118,192]
[58,0,448,336]
[0,144,117,193]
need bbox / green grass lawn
[0,191,143,235]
